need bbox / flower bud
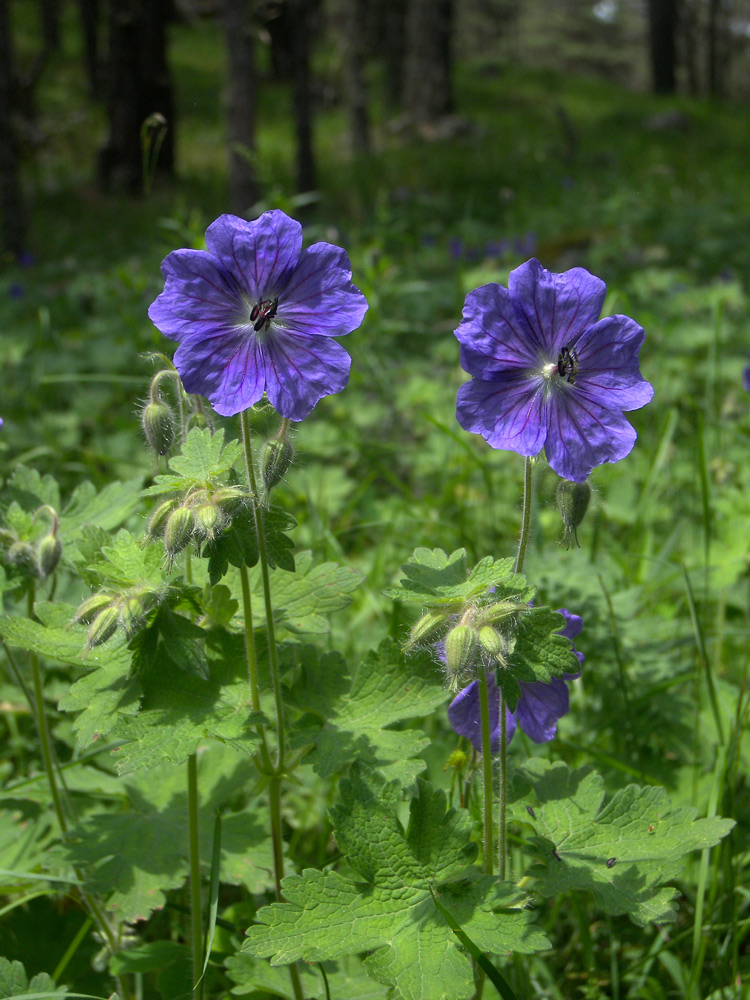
[444,624,478,678]
[87,606,120,647]
[446,748,469,770]
[7,541,40,576]
[194,501,223,541]
[260,438,294,492]
[476,625,504,661]
[556,478,592,548]
[141,400,175,455]
[38,534,62,578]
[405,609,449,650]
[119,592,150,636]
[147,498,178,539]
[164,505,195,558]
[75,592,116,625]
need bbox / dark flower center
[250,298,279,333]
[556,345,579,384]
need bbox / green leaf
[270,552,362,634]
[110,940,189,975]
[60,478,142,541]
[0,958,66,998]
[109,631,263,773]
[206,505,295,584]
[226,953,385,999]
[507,606,580,683]
[245,766,548,1000]
[1,465,60,514]
[288,638,445,783]
[509,759,736,926]
[92,529,165,588]
[168,427,242,482]
[385,547,532,607]
[64,745,275,923]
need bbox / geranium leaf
[509,759,735,926]
[0,957,66,998]
[167,427,242,481]
[244,765,548,1000]
[508,607,580,682]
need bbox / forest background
[1,0,750,998]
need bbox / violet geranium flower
[454,259,653,482]
[148,211,368,420]
[448,609,583,753]
[743,352,750,393]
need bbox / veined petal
[174,330,266,417]
[455,283,541,368]
[516,678,570,743]
[448,675,509,753]
[148,249,244,342]
[456,374,548,457]
[509,259,607,352]
[544,391,638,482]
[575,315,654,410]
[205,212,302,301]
[278,242,369,337]
[264,331,351,421]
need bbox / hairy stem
[187,753,203,998]
[478,673,494,876]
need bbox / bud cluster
[0,505,63,581]
[406,594,529,692]
[75,585,159,648]
[147,485,245,562]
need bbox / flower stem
[240,562,272,771]
[477,673,494,876]
[187,753,203,999]
[498,708,507,880]
[513,456,533,576]
[241,409,286,770]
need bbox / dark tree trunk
[382,0,406,109]
[707,0,725,97]
[647,0,678,94]
[290,0,315,192]
[259,0,294,80]
[342,0,369,154]
[680,0,700,95]
[224,0,259,214]
[0,0,26,255]
[79,0,102,97]
[98,0,175,193]
[40,0,61,51]
[402,0,453,123]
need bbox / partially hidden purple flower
[743,352,750,393]
[454,258,653,482]
[148,211,368,420]
[448,609,583,753]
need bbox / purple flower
[744,353,750,393]
[148,211,368,420]
[448,608,583,753]
[454,258,653,482]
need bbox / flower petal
[516,678,570,743]
[556,608,584,672]
[278,243,369,338]
[575,315,654,411]
[455,283,541,369]
[509,259,607,352]
[205,211,302,301]
[448,675,506,753]
[264,332,351,421]
[456,373,548,456]
[174,330,266,417]
[148,249,244,342]
[544,390,638,482]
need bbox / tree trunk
[0,0,26,255]
[707,0,725,97]
[290,0,315,192]
[224,0,259,214]
[98,0,175,193]
[647,0,678,95]
[79,0,102,97]
[402,0,453,123]
[40,0,61,51]
[342,0,369,154]
[382,0,406,109]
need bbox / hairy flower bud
[87,606,120,648]
[476,625,504,661]
[194,501,223,541]
[7,541,40,576]
[260,437,294,492]
[444,624,478,678]
[147,498,178,539]
[38,534,62,578]
[141,400,175,456]
[405,609,449,650]
[446,748,469,770]
[556,478,592,548]
[119,591,151,636]
[164,505,195,558]
[75,592,116,625]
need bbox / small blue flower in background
[448,609,583,752]
[454,258,653,482]
[743,352,750,393]
[148,210,368,420]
